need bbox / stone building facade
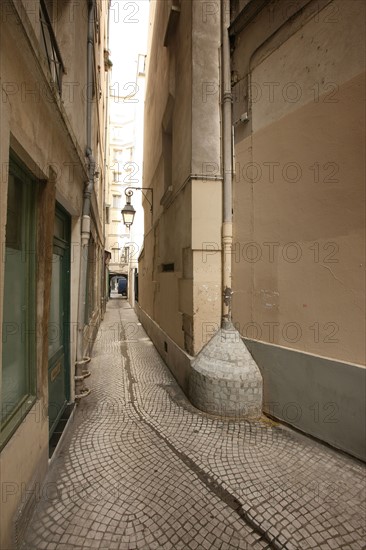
[105,55,146,305]
[137,0,223,379]
[229,0,365,460]
[138,0,365,460]
[0,1,110,546]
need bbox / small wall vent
[161,263,175,272]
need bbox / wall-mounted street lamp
[121,187,153,228]
[121,190,136,228]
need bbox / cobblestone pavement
[22,298,365,550]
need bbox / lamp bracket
[125,187,153,212]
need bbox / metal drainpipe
[221,0,234,329]
[75,0,96,399]
[101,4,111,317]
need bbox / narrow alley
[21,297,365,550]
[1,2,365,548]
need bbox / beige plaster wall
[0,83,50,549]
[0,2,109,546]
[140,0,222,357]
[191,179,222,353]
[139,185,191,350]
[191,0,221,175]
[0,403,49,549]
[231,0,365,365]
[140,0,192,349]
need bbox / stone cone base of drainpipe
[189,324,263,419]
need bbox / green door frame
[48,203,70,436]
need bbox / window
[110,220,121,235]
[112,195,122,208]
[137,54,146,77]
[111,247,120,264]
[105,205,110,224]
[164,0,181,47]
[39,0,65,96]
[113,172,123,183]
[121,246,129,264]
[1,155,37,448]
[85,237,96,324]
[113,149,124,162]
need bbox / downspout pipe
[101,5,111,317]
[75,0,96,399]
[189,0,263,419]
[221,0,234,329]
[84,0,96,217]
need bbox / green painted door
[48,205,70,436]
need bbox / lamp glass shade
[121,203,136,227]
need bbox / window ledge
[0,396,37,450]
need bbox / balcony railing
[39,0,65,96]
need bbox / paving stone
[20,298,365,550]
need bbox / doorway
[48,204,70,437]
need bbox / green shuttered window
[1,154,37,448]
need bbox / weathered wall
[0,1,109,546]
[230,0,365,457]
[0,404,49,549]
[139,184,191,350]
[245,339,366,461]
[190,0,222,354]
[140,0,222,363]
[1,9,82,544]
[139,0,364,458]
[231,0,365,363]
[139,0,193,351]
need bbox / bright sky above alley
[109,0,150,86]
